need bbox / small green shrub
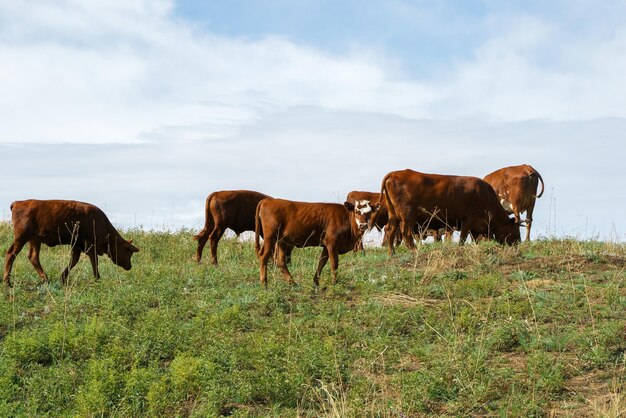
[487,319,532,352]
[75,358,124,416]
[526,352,565,395]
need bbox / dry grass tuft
[373,292,441,307]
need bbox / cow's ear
[372,202,381,212]
[344,201,355,211]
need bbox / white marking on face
[353,200,373,230]
[356,200,372,215]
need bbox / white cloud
[435,15,626,120]
[3,2,626,145]
[0,0,437,144]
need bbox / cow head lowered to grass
[3,199,139,286]
[380,169,521,255]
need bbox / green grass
[1,223,625,417]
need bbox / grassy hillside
[0,222,624,417]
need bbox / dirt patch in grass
[352,357,402,405]
[548,369,621,417]
[525,279,556,289]
[372,292,443,307]
[397,354,423,372]
[499,351,528,373]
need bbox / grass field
[0,222,625,417]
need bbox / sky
[1,0,626,240]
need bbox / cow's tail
[254,201,263,255]
[379,172,397,221]
[528,165,545,198]
[193,193,215,241]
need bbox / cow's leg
[353,236,364,254]
[284,245,293,265]
[87,248,100,280]
[459,223,471,245]
[395,228,403,245]
[401,219,416,251]
[385,217,399,256]
[328,245,340,284]
[193,230,209,263]
[314,246,329,286]
[27,240,48,283]
[525,221,532,242]
[60,248,81,285]
[208,227,225,266]
[512,207,521,224]
[258,234,275,287]
[276,244,294,285]
[524,200,536,242]
[4,239,26,287]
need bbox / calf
[381,169,520,255]
[345,191,389,251]
[483,164,544,241]
[254,198,379,286]
[4,200,139,286]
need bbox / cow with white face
[346,191,391,252]
[254,198,380,286]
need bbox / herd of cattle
[3,164,544,287]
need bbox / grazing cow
[380,169,520,255]
[483,164,544,241]
[194,190,271,265]
[3,200,139,286]
[345,191,389,251]
[346,191,452,250]
[254,198,380,286]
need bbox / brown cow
[380,169,520,255]
[254,198,379,286]
[345,191,389,251]
[193,190,271,265]
[3,200,139,286]
[346,191,452,250]
[483,164,544,241]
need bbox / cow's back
[11,199,108,248]
[386,170,510,226]
[259,199,351,248]
[212,190,270,234]
[484,164,543,208]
